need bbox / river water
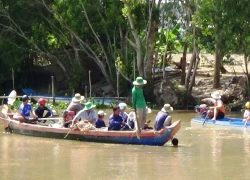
[0,110,250,180]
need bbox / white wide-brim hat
[118,102,127,110]
[72,93,84,102]
[133,77,147,85]
[199,104,207,108]
[161,104,173,112]
[98,110,106,116]
[211,92,221,99]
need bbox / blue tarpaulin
[22,88,37,95]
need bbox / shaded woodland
[1,0,250,107]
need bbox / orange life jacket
[214,101,226,114]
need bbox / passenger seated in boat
[195,104,208,118]
[108,106,127,131]
[72,101,97,125]
[201,92,225,120]
[243,102,250,127]
[154,104,173,131]
[34,98,53,122]
[13,95,38,123]
[95,110,107,128]
[127,108,152,130]
[63,93,84,121]
[118,102,130,125]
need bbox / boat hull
[191,117,249,128]
[0,106,181,146]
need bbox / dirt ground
[171,53,247,99]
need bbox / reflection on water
[1,110,250,179]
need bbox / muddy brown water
[1,110,250,180]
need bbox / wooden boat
[0,105,181,146]
[191,116,250,128]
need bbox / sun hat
[83,102,96,110]
[118,102,127,110]
[72,93,84,103]
[211,92,221,99]
[161,104,173,112]
[133,77,147,85]
[199,104,207,108]
[245,102,250,109]
[98,110,106,116]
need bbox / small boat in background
[191,117,249,128]
[0,105,181,146]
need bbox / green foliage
[1,0,250,105]
[155,23,182,66]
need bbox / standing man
[132,77,147,130]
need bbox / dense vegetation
[0,0,250,105]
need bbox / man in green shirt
[132,77,147,130]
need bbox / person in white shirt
[72,101,97,125]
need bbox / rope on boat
[76,122,96,131]
[64,121,96,139]
[126,131,138,144]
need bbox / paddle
[202,114,209,125]
[134,110,140,140]
[202,109,211,125]
[64,127,73,138]
[64,119,76,138]
[202,106,216,125]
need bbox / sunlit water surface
[1,110,250,180]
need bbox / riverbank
[154,53,248,110]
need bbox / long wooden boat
[0,105,181,146]
[192,116,250,128]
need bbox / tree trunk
[145,20,157,81]
[187,51,200,96]
[180,43,187,85]
[185,48,196,89]
[123,0,144,77]
[244,54,250,95]
[213,48,223,88]
[145,0,158,81]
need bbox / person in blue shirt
[154,104,173,131]
[13,95,38,123]
[95,110,106,128]
[108,106,125,131]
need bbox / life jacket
[65,111,75,121]
[214,100,226,114]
